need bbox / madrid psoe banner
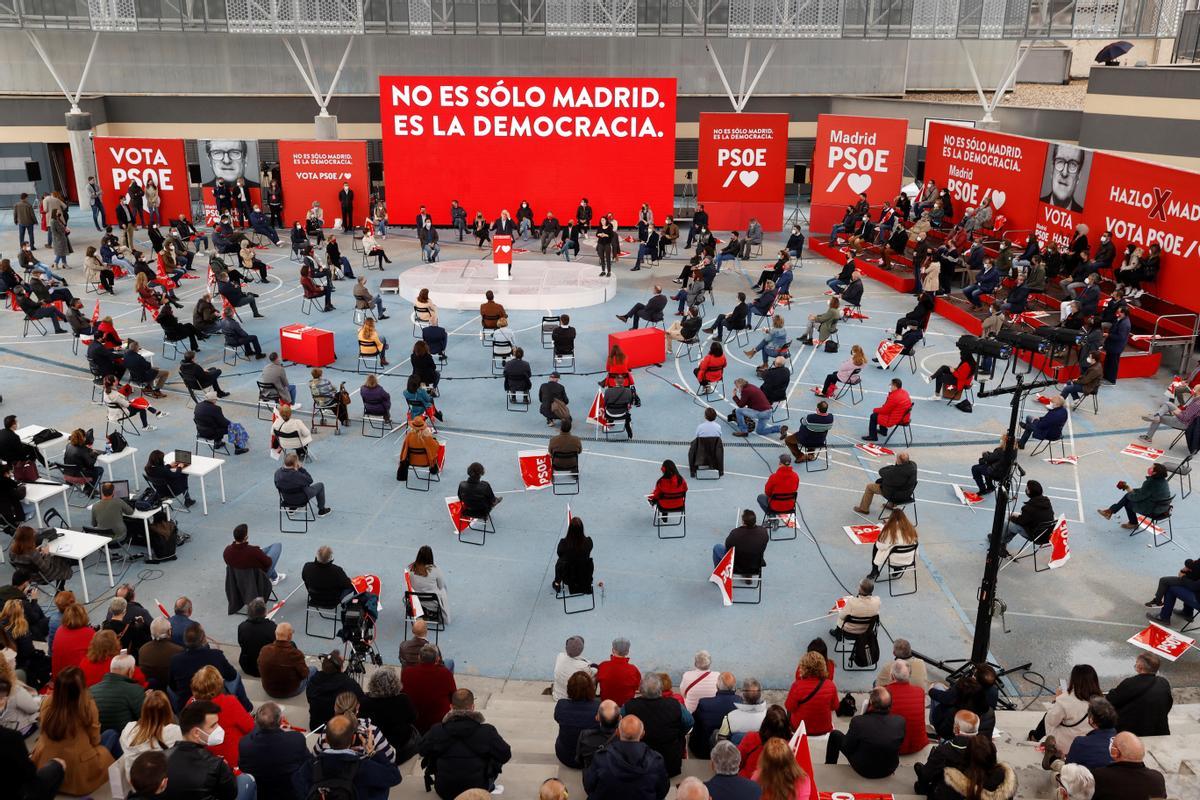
[92,137,190,225]
[697,112,789,231]
[810,114,908,233]
[379,76,676,225]
[278,140,370,229]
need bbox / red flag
[875,340,904,370]
[154,599,170,619]
[91,299,101,326]
[265,598,286,620]
[1128,621,1195,662]
[787,721,820,798]
[843,524,882,545]
[855,442,894,458]
[1048,517,1071,569]
[586,388,607,427]
[518,450,554,491]
[953,484,984,506]
[351,574,381,598]
[444,497,470,533]
[710,547,735,606]
[403,571,423,618]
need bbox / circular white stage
[396,258,613,310]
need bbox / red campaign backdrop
[379,75,676,225]
[810,114,908,233]
[697,112,789,231]
[278,140,370,229]
[92,137,190,224]
[200,185,262,226]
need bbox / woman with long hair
[407,545,449,623]
[410,339,440,389]
[32,665,116,794]
[553,517,594,595]
[51,603,94,678]
[869,508,919,580]
[414,288,439,326]
[118,690,181,778]
[736,704,792,779]
[648,459,688,520]
[9,525,73,589]
[1,598,50,688]
[189,665,253,769]
[931,349,979,400]
[84,245,115,294]
[817,344,867,397]
[472,212,490,248]
[0,662,43,735]
[359,316,388,367]
[144,448,195,507]
[403,374,437,420]
[695,341,727,393]
[755,737,810,800]
[47,590,76,652]
[1033,663,1101,755]
[943,735,1016,800]
[104,374,164,431]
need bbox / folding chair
[550,452,580,496]
[601,408,633,440]
[651,495,686,539]
[553,350,577,373]
[1130,496,1174,548]
[404,447,441,492]
[273,427,313,463]
[357,339,382,374]
[50,463,102,509]
[693,376,726,407]
[1009,533,1054,573]
[833,368,864,405]
[878,493,919,525]
[1163,454,1193,500]
[311,398,341,434]
[724,326,751,348]
[876,544,919,596]
[22,314,47,337]
[1071,388,1099,415]
[403,592,445,642]
[674,336,702,362]
[557,580,597,614]
[762,494,798,541]
[161,337,187,361]
[731,569,763,604]
[798,422,833,473]
[458,511,495,546]
[771,400,790,423]
[480,316,501,345]
[410,311,429,338]
[881,407,914,448]
[491,340,514,374]
[300,294,317,315]
[1028,434,1065,461]
[280,491,316,535]
[353,304,377,326]
[104,403,143,438]
[540,316,559,349]
[304,592,339,638]
[256,382,284,421]
[506,388,531,412]
[361,413,389,438]
[834,615,881,671]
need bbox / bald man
[256,621,312,698]
[676,776,711,800]
[297,714,401,800]
[539,778,569,800]
[1091,731,1165,800]
[826,687,906,779]
[584,713,670,799]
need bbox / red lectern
[280,324,336,367]
[492,235,513,281]
[609,328,666,369]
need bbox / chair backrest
[887,543,919,560]
[257,381,281,401]
[358,338,380,356]
[899,404,913,426]
[843,614,879,632]
[274,426,303,444]
[1149,495,1174,519]
[656,488,686,508]
[404,590,442,622]
[492,340,514,358]
[407,445,433,469]
[768,491,798,510]
[550,450,578,472]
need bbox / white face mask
[203,724,226,747]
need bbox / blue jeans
[423,243,439,262]
[378,220,388,237]
[285,384,297,403]
[559,242,576,261]
[672,289,690,313]
[963,285,987,307]
[712,543,728,567]
[262,542,283,580]
[1061,381,1083,400]
[236,773,257,800]
[228,674,253,710]
[1158,586,1199,621]
[1000,520,1027,547]
[92,203,106,230]
[736,406,778,435]
[519,218,531,239]
[18,223,34,247]
[634,243,653,269]
[101,728,121,757]
[827,278,846,292]
[750,341,785,365]
[714,252,736,271]
[27,261,65,282]
[149,208,161,227]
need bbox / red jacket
[79,656,148,689]
[51,625,94,678]
[696,354,726,385]
[952,362,975,392]
[784,676,839,735]
[402,661,458,733]
[764,466,800,511]
[650,475,687,511]
[873,388,912,427]
[596,655,641,706]
[301,275,324,299]
[889,680,929,754]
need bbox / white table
[97,447,140,490]
[47,528,114,603]
[22,482,71,526]
[87,499,172,555]
[16,424,67,465]
[183,454,226,515]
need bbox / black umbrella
[1095,41,1133,64]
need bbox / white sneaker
[145,424,158,431]
[271,572,286,586]
[156,410,169,417]
[490,786,504,796]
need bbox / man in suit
[615,286,668,330]
[1102,306,1131,384]
[825,687,906,778]
[632,226,662,271]
[217,308,265,359]
[703,292,750,339]
[232,177,254,227]
[260,352,296,404]
[1017,396,1068,449]
[1106,653,1173,737]
[337,182,354,233]
[415,205,430,229]
[115,194,138,253]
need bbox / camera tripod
[342,636,384,686]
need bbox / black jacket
[361,693,419,753]
[457,478,497,519]
[689,690,739,758]
[583,738,669,800]
[977,446,1007,480]
[878,461,918,502]
[1107,673,1173,736]
[726,302,750,330]
[623,696,686,777]
[724,525,768,575]
[842,278,865,307]
[301,560,353,607]
[539,381,568,419]
[236,616,277,676]
[168,645,239,705]
[163,741,238,800]
[420,710,513,800]
[759,366,789,403]
[502,358,533,392]
[238,725,310,800]
[1012,495,1056,541]
[552,325,576,355]
[642,294,668,320]
[274,466,315,507]
[193,400,231,441]
[840,708,906,779]
[295,750,401,800]
[1091,760,1167,800]
[306,670,364,730]
[916,734,971,797]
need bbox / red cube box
[609,327,666,370]
[280,323,336,367]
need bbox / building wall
[1080,64,1200,171]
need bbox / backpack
[306,758,360,800]
[107,430,128,453]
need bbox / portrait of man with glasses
[200,138,260,188]
[1040,142,1090,213]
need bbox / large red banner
[379,76,676,226]
[92,137,190,225]
[811,114,908,233]
[278,140,370,229]
[698,112,789,231]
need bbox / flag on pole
[710,547,735,606]
[586,388,607,427]
[1048,516,1071,569]
[787,721,821,799]
[91,299,101,326]
[403,570,423,618]
[953,484,984,506]
[154,599,170,619]
[444,497,471,534]
[566,503,573,529]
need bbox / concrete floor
[2,208,1198,695]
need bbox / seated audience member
[457,462,501,521]
[962,258,1001,307]
[940,736,1016,800]
[784,402,835,463]
[695,341,727,394]
[691,671,739,759]
[9,525,72,592]
[755,737,810,800]
[360,666,420,764]
[758,453,799,516]
[164,700,254,800]
[405,644,457,733]
[825,687,906,778]
[138,618,181,690]
[223,522,283,587]
[1000,480,1055,556]
[305,649,363,731]
[301,545,354,609]
[735,704,791,780]
[217,307,263,359]
[188,665,253,770]
[1045,696,1118,771]
[797,297,840,346]
[169,623,249,711]
[712,509,769,577]
[648,459,687,520]
[680,650,720,713]
[119,693,181,783]
[552,516,592,595]
[817,344,866,398]
[970,435,1010,496]
[625,673,690,777]
[743,314,788,368]
[1146,554,1200,623]
[552,636,594,701]
[703,292,750,339]
[79,629,147,687]
[271,405,313,460]
[616,286,668,329]
[832,578,882,641]
[274,452,331,516]
[1106,653,1172,736]
[597,637,641,706]
[1056,764,1096,800]
[914,709,978,797]
[298,714,401,800]
[862,378,911,442]
[875,638,929,691]
[583,714,669,800]
[236,702,308,800]
[716,676,767,745]
[885,660,929,755]
[257,622,311,699]
[784,651,839,736]
[1017,396,1067,449]
[419,688,512,800]
[930,664,999,741]
[706,739,760,799]
[576,700,620,772]
[399,618,451,669]
[1031,663,1100,755]
[931,350,977,400]
[30,666,115,796]
[1090,731,1165,800]
[868,508,918,581]
[234,598,275,677]
[502,346,533,396]
[854,451,918,515]
[1098,463,1170,532]
[90,652,146,735]
[554,671,601,768]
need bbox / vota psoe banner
[92,137,190,225]
[1084,152,1200,311]
[277,140,370,229]
[810,114,908,233]
[923,123,1048,238]
[697,112,789,231]
[379,76,676,224]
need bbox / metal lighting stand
[911,373,1057,709]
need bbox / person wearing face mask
[1086,231,1116,274]
[1098,463,1171,531]
[337,182,354,234]
[515,201,534,240]
[163,700,255,800]
[1060,353,1103,404]
[999,480,1055,558]
[1101,307,1130,384]
[419,218,440,263]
